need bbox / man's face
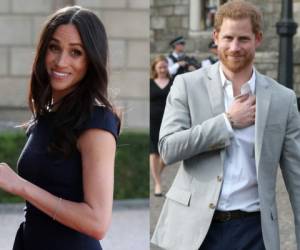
[213,18,262,73]
[174,43,185,53]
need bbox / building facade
[0,0,149,130]
[151,0,300,95]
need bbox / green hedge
[0,132,26,202]
[0,131,148,203]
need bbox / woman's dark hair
[29,5,112,156]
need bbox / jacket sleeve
[158,74,232,165]
[279,92,300,246]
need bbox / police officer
[201,40,219,68]
[167,36,199,77]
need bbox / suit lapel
[255,72,271,171]
[205,62,225,116]
[205,63,226,169]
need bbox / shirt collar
[219,65,256,95]
[172,51,184,59]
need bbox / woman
[150,55,172,196]
[0,6,119,250]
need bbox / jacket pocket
[166,186,191,206]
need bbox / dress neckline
[152,79,171,90]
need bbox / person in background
[201,40,219,68]
[0,6,120,250]
[150,55,172,196]
[167,36,200,78]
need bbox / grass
[115,132,149,199]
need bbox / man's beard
[219,50,254,73]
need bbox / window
[204,0,218,30]
[189,0,228,36]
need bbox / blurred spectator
[150,55,172,196]
[167,36,200,77]
[201,40,219,68]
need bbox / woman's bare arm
[0,129,116,240]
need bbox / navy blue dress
[13,106,119,250]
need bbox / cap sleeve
[25,120,37,137]
[78,106,120,142]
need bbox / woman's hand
[0,163,24,195]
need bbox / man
[167,36,199,77]
[151,1,300,250]
[201,40,219,68]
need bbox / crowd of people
[0,1,298,250]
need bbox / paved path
[0,199,149,250]
[0,122,21,132]
[150,162,296,250]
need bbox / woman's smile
[45,24,88,102]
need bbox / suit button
[209,203,216,209]
[217,176,223,182]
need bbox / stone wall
[151,0,300,96]
[0,0,149,130]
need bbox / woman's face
[155,60,168,78]
[45,24,88,102]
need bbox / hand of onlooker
[188,65,197,71]
[227,94,256,129]
[178,60,188,67]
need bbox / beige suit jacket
[151,62,300,250]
